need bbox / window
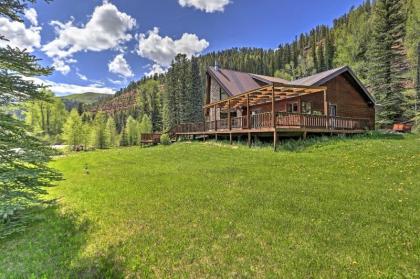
[287,102,299,113]
[301,101,312,114]
[330,104,337,117]
[219,88,228,100]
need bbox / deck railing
[251,112,272,129]
[231,116,246,129]
[175,112,371,133]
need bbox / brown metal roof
[250,74,289,84]
[289,66,348,86]
[207,67,262,96]
[207,66,375,104]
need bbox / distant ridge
[61,92,113,111]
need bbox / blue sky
[1,0,365,96]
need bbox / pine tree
[165,61,179,130]
[312,39,319,73]
[368,0,408,126]
[324,33,335,69]
[190,56,203,122]
[317,42,326,72]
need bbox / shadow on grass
[181,131,406,152]
[0,205,126,278]
[277,131,406,152]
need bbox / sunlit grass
[1,134,419,277]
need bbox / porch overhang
[203,83,328,110]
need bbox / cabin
[174,66,376,149]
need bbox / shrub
[160,134,171,145]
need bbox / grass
[1,134,419,277]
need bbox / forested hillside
[92,0,418,133]
[61,92,112,111]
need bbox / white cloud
[28,77,114,96]
[0,17,41,51]
[178,0,230,13]
[42,1,136,75]
[136,27,209,67]
[24,8,38,26]
[52,59,71,75]
[77,72,88,81]
[108,78,124,85]
[108,54,134,77]
[145,64,167,77]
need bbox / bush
[160,134,171,145]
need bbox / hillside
[61,92,112,105]
[1,135,419,277]
[61,92,113,111]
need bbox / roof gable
[289,66,375,104]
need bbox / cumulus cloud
[145,64,167,77]
[108,54,134,78]
[24,8,38,26]
[52,59,71,75]
[42,1,136,75]
[0,16,41,51]
[178,0,231,13]
[136,27,209,68]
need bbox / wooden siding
[322,74,374,120]
[235,73,374,128]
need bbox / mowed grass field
[1,135,420,277]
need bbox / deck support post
[215,133,218,141]
[229,133,232,144]
[303,131,307,140]
[247,132,251,147]
[203,108,206,132]
[273,131,278,151]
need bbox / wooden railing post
[272,84,276,128]
[324,89,329,129]
[214,104,217,131]
[228,99,231,131]
[247,94,250,129]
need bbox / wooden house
[174,66,376,149]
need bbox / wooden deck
[174,112,372,136]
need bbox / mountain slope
[61,92,112,105]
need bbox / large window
[287,102,299,113]
[301,101,312,114]
[219,88,229,100]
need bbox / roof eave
[312,66,376,104]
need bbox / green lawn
[1,135,420,277]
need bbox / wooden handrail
[174,112,371,133]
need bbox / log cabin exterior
[174,66,375,149]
